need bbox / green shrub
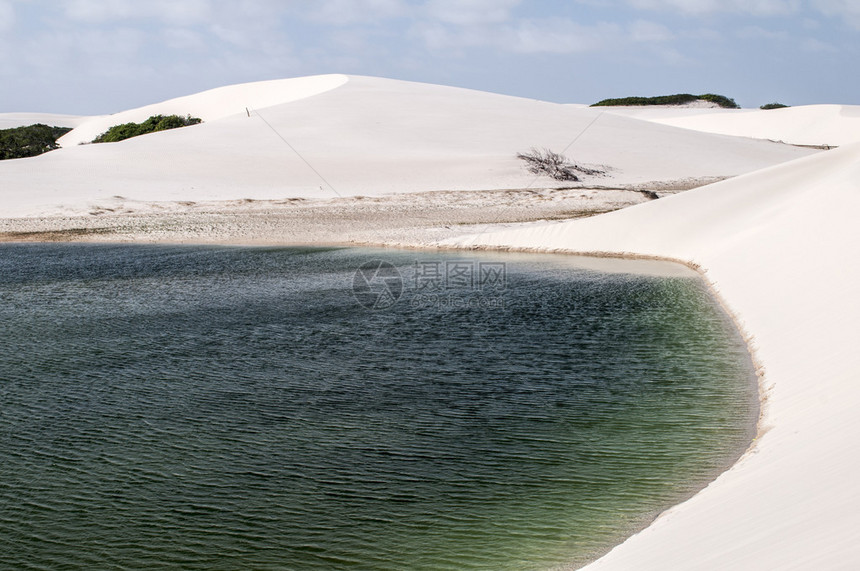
[592,93,739,109]
[0,124,73,160]
[760,102,789,110]
[592,94,697,107]
[697,93,740,109]
[92,114,202,143]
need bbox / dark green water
[0,245,757,570]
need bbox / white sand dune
[1,75,813,217]
[447,141,860,569]
[56,74,350,147]
[603,104,860,147]
[0,113,94,129]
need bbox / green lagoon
[0,245,757,570]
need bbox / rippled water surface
[0,245,757,570]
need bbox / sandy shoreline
[0,183,702,246]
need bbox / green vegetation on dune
[697,94,740,108]
[760,102,789,110]
[592,93,740,109]
[91,114,202,143]
[0,124,73,160]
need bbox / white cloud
[811,0,860,29]
[800,37,838,52]
[736,25,789,39]
[416,17,657,55]
[0,0,14,31]
[19,25,149,83]
[626,0,800,15]
[210,24,251,47]
[513,19,620,53]
[65,0,212,24]
[163,27,207,51]
[812,0,860,16]
[206,22,293,62]
[13,1,296,87]
[307,0,406,26]
[628,20,673,42]
[679,27,722,40]
[424,0,521,26]
[412,21,493,51]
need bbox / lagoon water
[0,245,757,570]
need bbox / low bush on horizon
[516,148,605,182]
[0,124,73,160]
[697,93,740,108]
[760,102,789,110]
[592,93,740,109]
[91,114,202,143]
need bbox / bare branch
[516,147,605,182]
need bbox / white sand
[3,74,859,569]
[0,113,94,129]
[0,187,664,246]
[0,75,813,218]
[445,141,860,569]
[603,104,860,147]
[55,75,350,147]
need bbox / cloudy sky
[1,0,858,114]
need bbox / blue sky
[1,0,858,114]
